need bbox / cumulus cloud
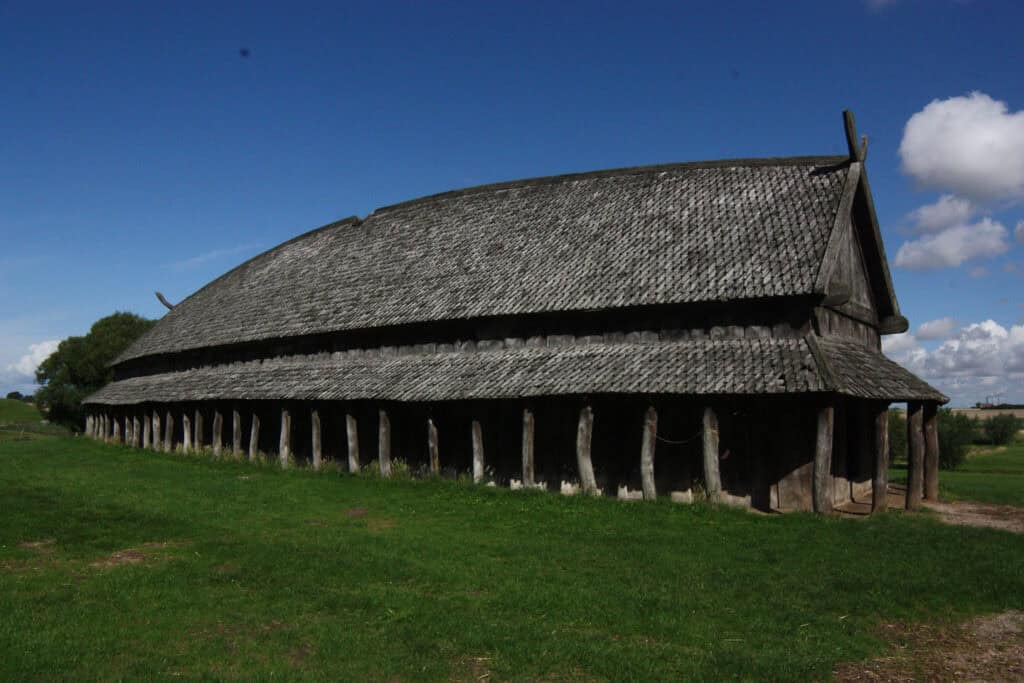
[894,217,1009,269]
[916,317,956,340]
[1,340,59,392]
[906,194,974,233]
[1016,220,1024,244]
[881,332,919,355]
[899,92,1024,201]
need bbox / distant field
[1,437,1023,680]
[937,441,1024,506]
[951,408,1024,422]
[0,398,41,425]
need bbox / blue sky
[2,1,1022,405]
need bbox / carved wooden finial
[155,291,176,310]
[842,110,867,162]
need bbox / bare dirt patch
[835,611,1024,682]
[366,518,396,533]
[449,654,493,681]
[344,507,368,518]
[924,500,1024,534]
[18,538,57,553]
[88,541,183,570]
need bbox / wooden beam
[153,411,161,451]
[641,406,657,501]
[521,408,535,487]
[143,411,151,449]
[576,406,597,495]
[212,411,224,458]
[164,411,174,453]
[872,404,890,513]
[112,415,121,444]
[182,413,192,454]
[311,409,322,471]
[702,406,722,501]
[248,413,261,462]
[232,409,242,458]
[346,414,360,473]
[906,402,924,510]
[842,110,866,161]
[194,409,204,450]
[132,415,140,448]
[472,419,485,484]
[279,408,291,468]
[428,418,440,475]
[814,403,834,514]
[878,315,910,335]
[378,410,391,477]
[923,403,939,500]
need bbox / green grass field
[2,438,1023,681]
[936,441,1024,506]
[0,398,41,425]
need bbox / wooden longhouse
[84,112,946,513]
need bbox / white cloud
[1,340,59,394]
[900,92,1024,201]
[882,332,919,355]
[894,217,1009,269]
[1016,220,1024,244]
[906,194,974,233]
[916,317,955,340]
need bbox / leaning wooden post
[472,419,485,483]
[378,410,391,477]
[212,410,224,458]
[641,406,658,500]
[906,402,925,510]
[278,408,291,468]
[346,414,360,473]
[232,409,242,458]
[702,406,722,502]
[142,410,152,449]
[521,408,535,487]
[427,418,440,475]
[576,405,597,494]
[164,411,174,453]
[923,403,939,501]
[182,412,192,454]
[871,403,890,513]
[248,413,261,462]
[311,408,323,471]
[194,409,204,450]
[153,411,162,451]
[814,402,835,514]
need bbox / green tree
[5,391,23,400]
[35,312,156,430]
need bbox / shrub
[888,410,907,463]
[937,408,975,470]
[983,414,1021,446]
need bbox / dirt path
[835,611,1024,682]
[923,499,1024,534]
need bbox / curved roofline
[372,154,850,215]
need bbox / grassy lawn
[937,441,1024,506]
[0,398,42,425]
[2,438,1024,681]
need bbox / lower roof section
[85,336,946,406]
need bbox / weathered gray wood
[575,406,597,494]
[702,406,721,501]
[153,412,161,451]
[182,413,192,454]
[641,406,658,501]
[872,404,890,513]
[813,403,834,514]
[126,414,134,445]
[164,411,174,453]
[212,411,224,458]
[521,408,535,486]
[232,409,242,458]
[472,419,485,483]
[906,402,924,510]
[346,414,360,473]
[378,410,391,477]
[112,415,121,443]
[143,412,151,449]
[279,408,291,468]
[194,409,204,450]
[85,415,92,438]
[923,402,939,501]
[248,413,261,462]
[427,418,439,474]
[311,409,322,471]
[133,415,141,447]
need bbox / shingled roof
[116,155,852,364]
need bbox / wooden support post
[232,409,242,458]
[472,419,485,483]
[182,413,192,454]
[194,409,204,450]
[125,414,133,445]
[814,403,835,514]
[702,406,721,501]
[85,415,92,438]
[872,404,890,513]
[346,414,360,473]
[279,408,291,468]
[311,409,322,471]
[906,402,925,510]
[641,406,658,501]
[133,415,141,447]
[575,406,597,494]
[112,415,121,444]
[923,403,939,501]
[427,418,440,475]
[378,410,391,477]
[143,411,151,449]
[212,410,224,458]
[248,413,260,462]
[165,411,174,453]
[521,408,535,487]
[153,411,161,451]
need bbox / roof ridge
[370,155,851,216]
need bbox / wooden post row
[279,408,291,468]
[576,406,597,494]
[378,410,391,477]
[311,409,322,471]
[182,413,192,454]
[232,409,242,458]
[702,406,721,502]
[427,418,440,475]
[248,413,261,462]
[522,408,535,487]
[346,414,359,473]
[813,403,834,514]
[472,420,485,483]
[640,406,657,501]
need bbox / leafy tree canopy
[5,391,23,400]
[35,312,155,430]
